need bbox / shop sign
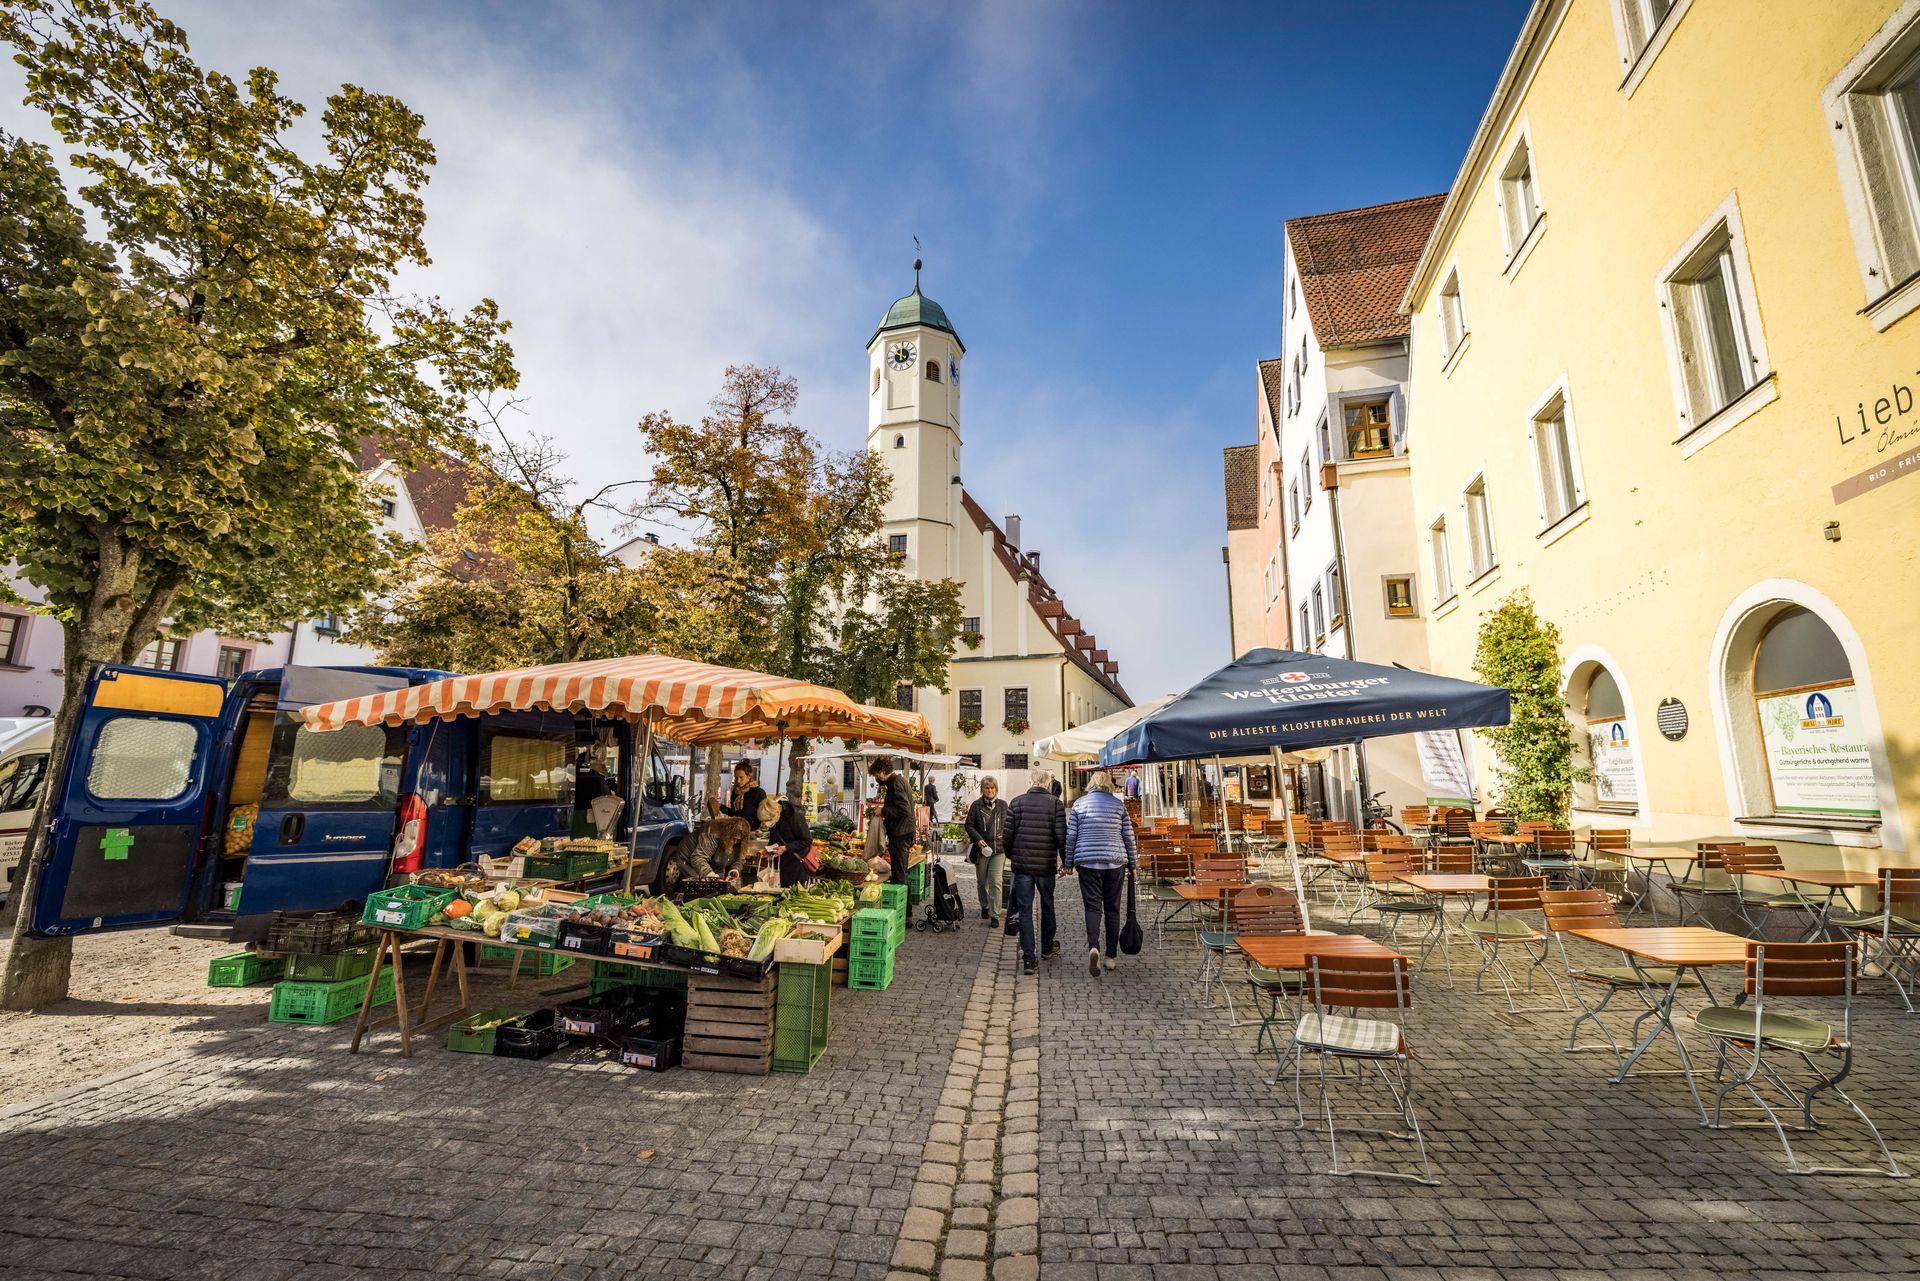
[1585,718,1638,804]
[1415,730,1474,803]
[1832,376,1920,503]
[1756,684,1880,817]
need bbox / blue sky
[2,0,1526,699]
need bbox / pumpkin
[444,898,473,920]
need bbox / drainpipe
[1323,460,1372,824]
[1220,546,1236,659]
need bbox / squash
[444,898,473,919]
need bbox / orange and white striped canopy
[298,654,931,751]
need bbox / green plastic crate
[847,953,895,991]
[361,884,454,929]
[446,1006,531,1054]
[588,962,685,994]
[774,960,831,1071]
[850,907,894,938]
[878,883,908,915]
[268,969,396,1026]
[284,943,377,984]
[478,945,576,977]
[524,849,610,881]
[207,951,285,988]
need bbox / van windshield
[262,720,403,808]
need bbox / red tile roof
[1223,445,1259,532]
[1286,194,1445,349]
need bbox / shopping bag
[1119,866,1144,955]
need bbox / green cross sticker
[100,828,134,861]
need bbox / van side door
[31,666,229,936]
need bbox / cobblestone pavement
[2,865,1919,1280]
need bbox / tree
[638,365,962,798]
[350,422,650,671]
[1471,590,1584,824]
[0,0,515,1008]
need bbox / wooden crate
[683,972,774,1075]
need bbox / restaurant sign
[1756,684,1879,817]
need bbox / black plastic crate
[619,1033,681,1072]
[557,919,613,956]
[492,1008,561,1060]
[671,877,736,901]
[265,913,374,955]
[655,943,769,980]
[555,988,645,1039]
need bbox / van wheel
[647,841,684,895]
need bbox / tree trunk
[1,533,151,1009]
[702,744,723,811]
[785,737,807,803]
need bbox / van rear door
[466,710,574,856]
[30,666,229,936]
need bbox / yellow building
[1402,0,1920,863]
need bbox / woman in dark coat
[764,794,814,887]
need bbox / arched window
[1577,665,1638,811]
[1749,607,1877,819]
[893,434,906,449]
[926,360,941,383]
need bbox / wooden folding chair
[1461,875,1567,1013]
[1833,868,1920,1012]
[1541,888,1696,1064]
[1720,845,1820,936]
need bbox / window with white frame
[1616,0,1679,65]
[1429,518,1455,604]
[1529,385,1586,527]
[1463,476,1496,579]
[1289,275,1299,316]
[1310,583,1326,642]
[1289,481,1301,532]
[1263,552,1278,607]
[1325,563,1343,627]
[1297,602,1311,646]
[1659,203,1770,433]
[1498,132,1542,256]
[1825,9,1920,323]
[1300,450,1312,511]
[1439,270,1468,355]
[1262,466,1274,510]
[0,613,21,665]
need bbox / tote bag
[1119,866,1144,955]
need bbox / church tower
[867,259,964,583]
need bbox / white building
[866,264,1131,771]
[0,451,469,715]
[1273,195,1448,821]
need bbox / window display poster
[1585,717,1638,805]
[1756,684,1880,817]
[1415,730,1474,804]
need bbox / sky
[0,0,1526,701]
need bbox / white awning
[1034,695,1177,763]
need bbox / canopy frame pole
[1212,754,1233,855]
[1274,746,1312,933]
[623,717,656,895]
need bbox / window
[215,646,251,681]
[1749,607,1878,819]
[958,689,982,723]
[1325,563,1343,627]
[1429,517,1456,604]
[888,534,908,556]
[136,637,182,672]
[1298,602,1311,645]
[1263,552,1279,607]
[86,718,197,801]
[958,754,982,769]
[314,611,341,637]
[1300,450,1312,510]
[1310,583,1326,643]
[1262,467,1274,510]
[1289,276,1298,316]
[1659,200,1772,444]
[1288,481,1301,532]
[926,360,941,383]
[1462,477,1496,580]
[1003,753,1028,771]
[480,723,574,804]
[893,434,906,449]
[1439,271,1467,356]
[842,760,857,789]
[1529,386,1586,528]
[1579,666,1639,811]
[380,498,397,519]
[962,616,980,637]
[1614,0,1686,81]
[872,368,882,394]
[1383,575,1416,618]
[266,720,404,807]
[1343,399,1393,459]
[1316,415,1332,465]
[0,613,21,665]
[1499,132,1542,257]
[0,751,47,815]
[895,683,915,712]
[1003,687,1029,723]
[1827,15,1920,326]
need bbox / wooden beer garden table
[1168,880,1253,930]
[1234,932,1402,970]
[1562,925,1749,1120]
[1742,867,1880,940]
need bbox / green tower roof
[870,261,964,351]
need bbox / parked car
[0,716,54,897]
[28,664,689,942]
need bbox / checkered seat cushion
[1295,1011,1404,1056]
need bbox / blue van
[29,663,689,941]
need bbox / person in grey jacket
[963,777,1009,927]
[1065,770,1138,977]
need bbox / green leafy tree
[1471,590,1585,824]
[0,0,515,1007]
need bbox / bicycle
[1364,790,1404,834]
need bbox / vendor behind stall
[721,763,768,831]
[763,793,814,886]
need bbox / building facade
[1402,0,1920,859]
[867,268,1131,767]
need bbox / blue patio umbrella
[1099,649,1511,931]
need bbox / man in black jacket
[869,756,915,885]
[1004,769,1067,975]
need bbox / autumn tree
[0,0,515,1007]
[350,419,651,671]
[639,366,962,797]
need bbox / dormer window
[925,360,941,383]
[894,434,906,449]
